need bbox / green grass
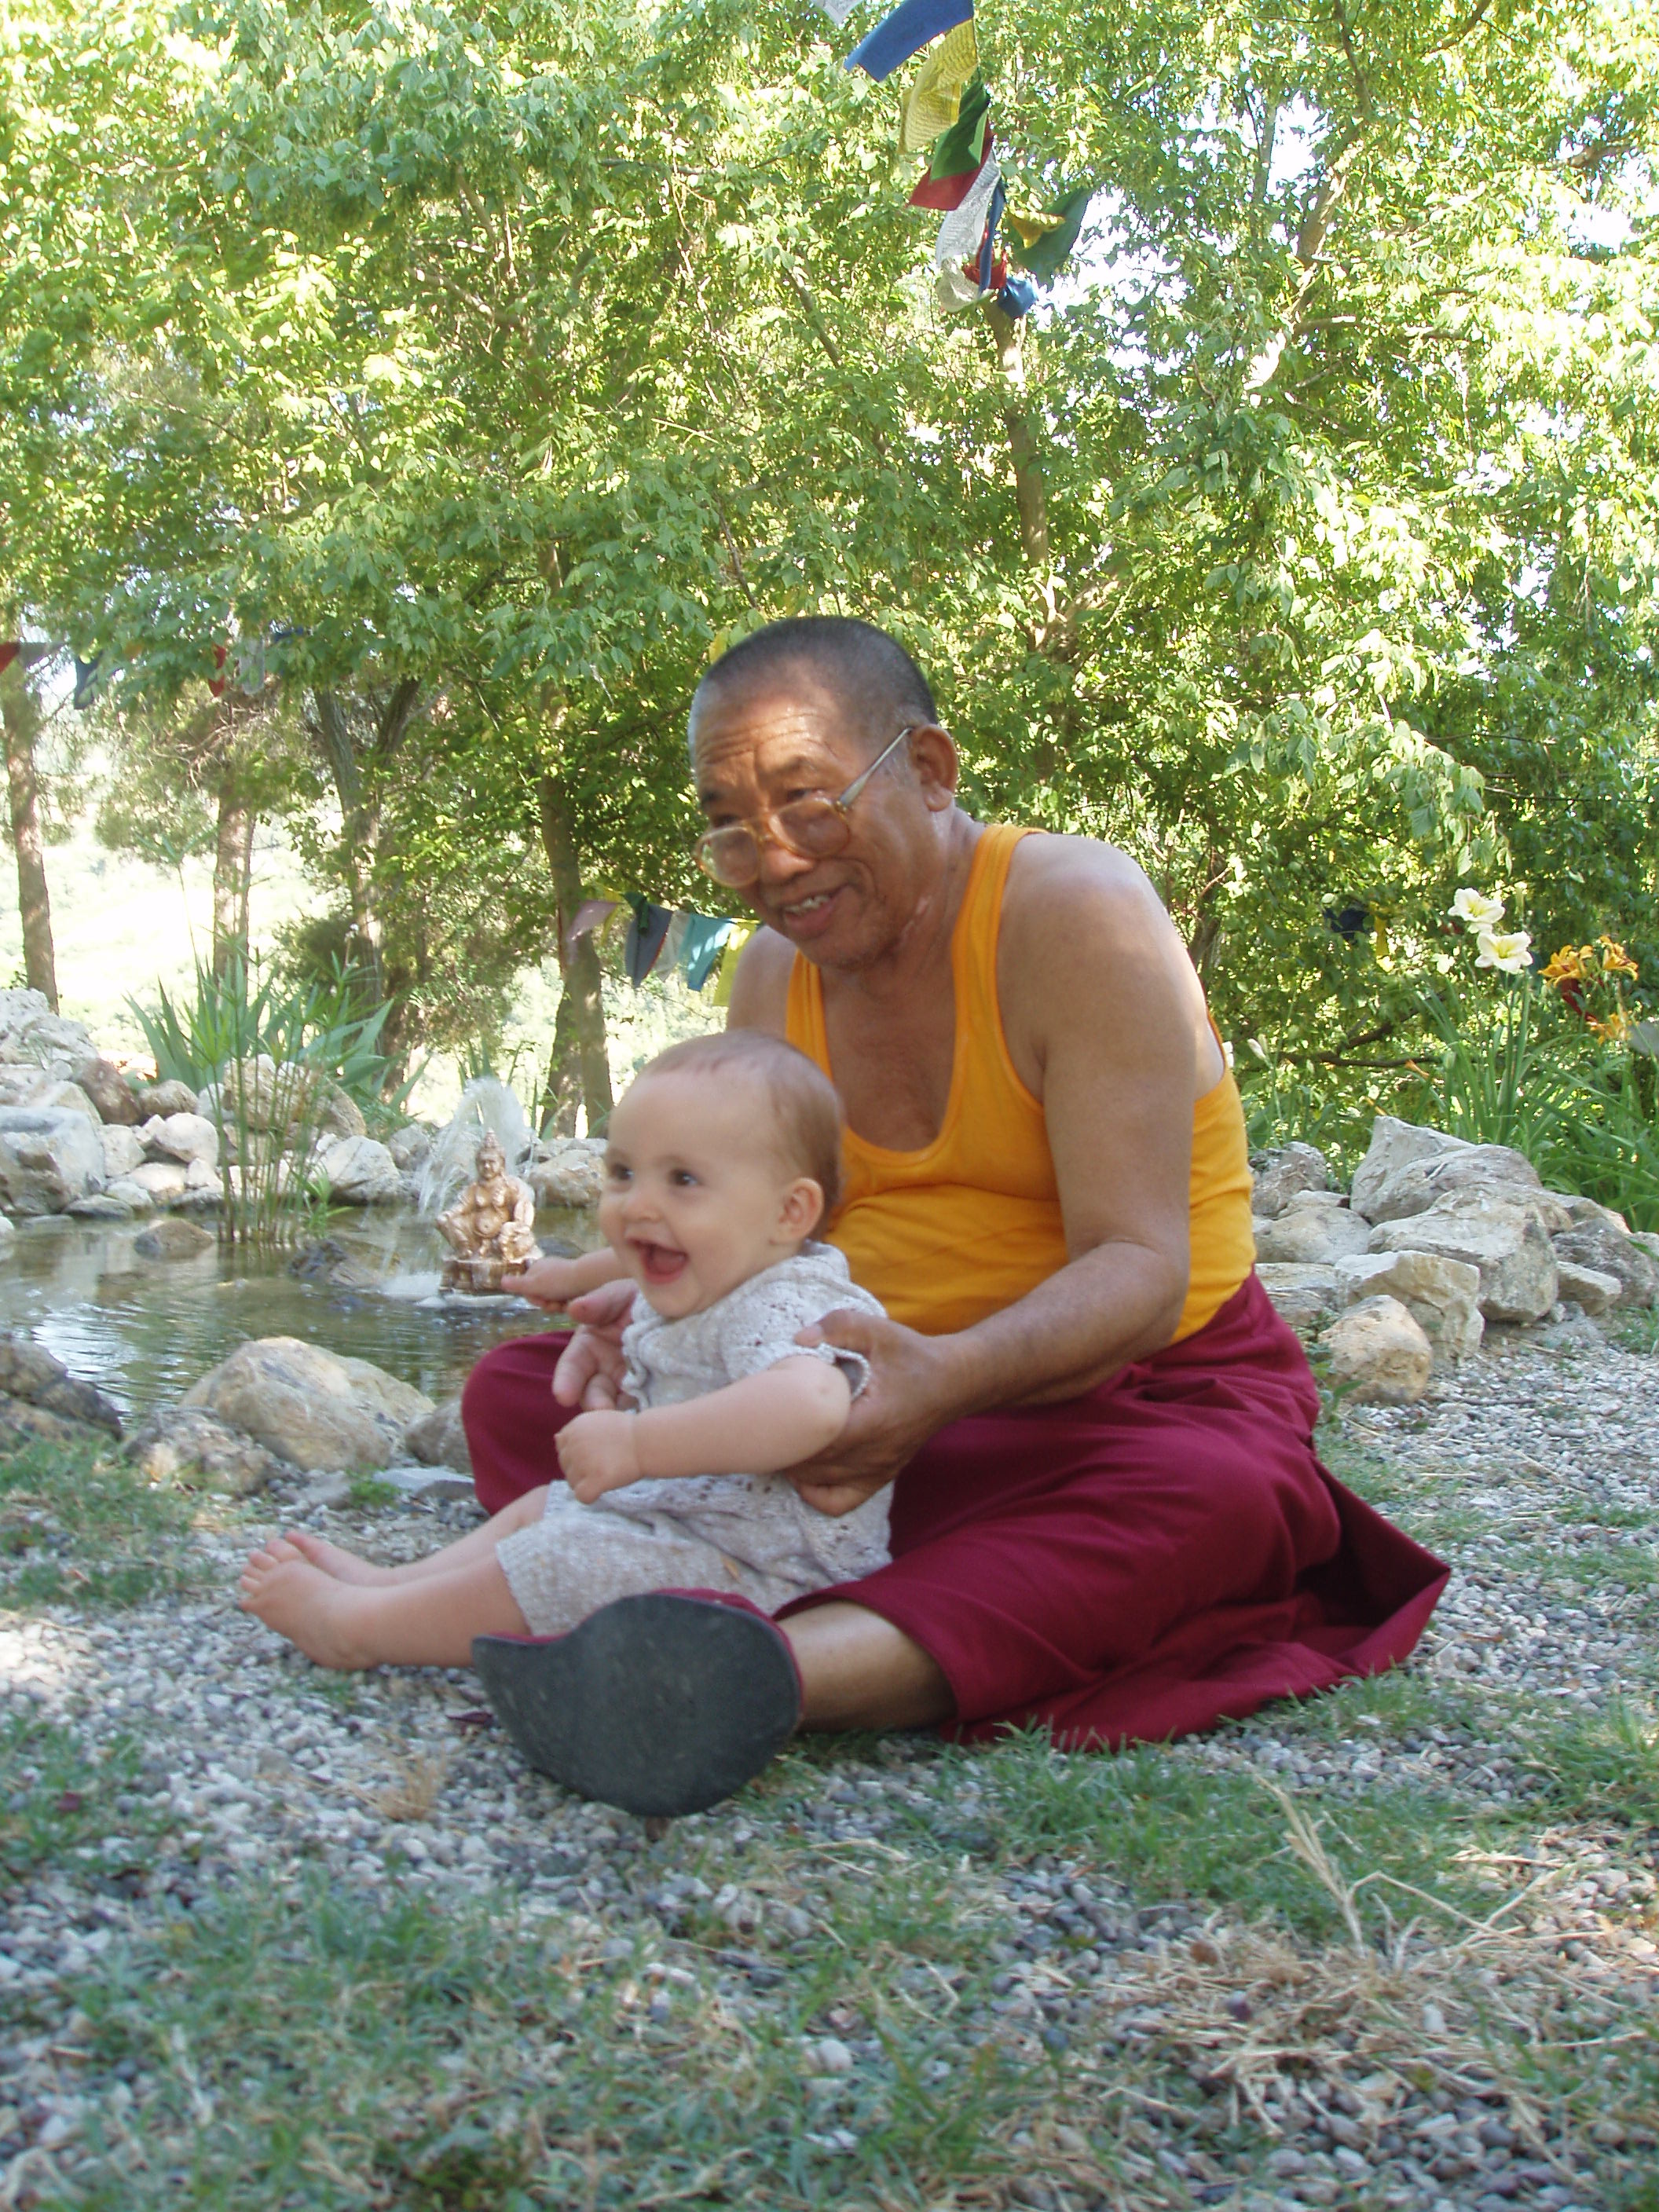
[0,1432,210,1608]
[0,1709,165,1884]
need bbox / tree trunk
[537,772,613,1137]
[0,662,58,1008]
[211,766,255,979]
[311,687,386,1002]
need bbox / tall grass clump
[130,952,397,1243]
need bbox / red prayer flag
[909,133,993,211]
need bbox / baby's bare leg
[283,1489,552,1587]
[240,1536,528,1669]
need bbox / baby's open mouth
[632,1240,689,1286]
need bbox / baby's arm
[516,1245,631,1311]
[555,1357,852,1503]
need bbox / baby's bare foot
[239,1540,380,1668]
[282,1529,395,1586]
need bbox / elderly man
[463,618,1445,1816]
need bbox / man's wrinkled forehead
[687,668,858,797]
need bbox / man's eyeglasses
[693,726,917,889]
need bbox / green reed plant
[130,952,397,1243]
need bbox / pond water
[0,1208,606,1423]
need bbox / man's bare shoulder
[1001,829,1172,948]
[723,924,794,1035]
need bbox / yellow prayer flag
[1005,205,1065,251]
[712,925,756,1009]
[897,22,979,156]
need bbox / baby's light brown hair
[632,1030,844,1226]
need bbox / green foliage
[0,1430,204,1609]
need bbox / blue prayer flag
[845,0,972,83]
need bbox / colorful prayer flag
[563,898,617,961]
[814,0,860,20]
[995,273,1038,317]
[0,644,16,676]
[908,78,991,207]
[71,654,102,710]
[681,915,738,993]
[1007,185,1094,283]
[624,897,673,987]
[933,163,1005,310]
[898,21,979,154]
[845,0,972,83]
[712,926,755,1009]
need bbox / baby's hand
[556,1411,644,1502]
[516,1254,588,1311]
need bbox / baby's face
[599,1070,819,1319]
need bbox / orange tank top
[785,821,1256,1342]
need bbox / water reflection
[1,1208,605,1420]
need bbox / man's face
[690,676,934,970]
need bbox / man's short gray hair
[690,617,938,764]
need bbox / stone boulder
[1554,1262,1623,1317]
[102,1177,155,1214]
[124,1159,189,1206]
[138,1111,219,1168]
[0,1107,106,1214]
[27,1079,101,1122]
[1368,1193,1558,1324]
[1555,1192,1629,1234]
[100,1123,146,1181]
[1632,1231,1659,1269]
[386,1122,433,1172]
[75,1055,143,1125]
[1333,1250,1484,1359]
[287,1236,383,1291]
[1350,1115,1556,1228]
[1254,1263,1344,1331]
[1319,1296,1434,1404]
[0,991,97,1077]
[0,1395,115,1453]
[1253,1193,1372,1266]
[182,1337,434,1473]
[404,1395,473,1474]
[1551,1220,1658,1309]
[315,1133,403,1204]
[200,1058,364,1144]
[0,1335,123,1435]
[138,1079,202,1119]
[1250,1141,1332,1219]
[68,1192,137,1219]
[529,1140,606,1209]
[134,1218,216,1261]
[126,1405,285,1496]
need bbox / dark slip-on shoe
[472,1590,802,1818]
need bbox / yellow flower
[1590,1009,1633,1045]
[1542,945,1586,986]
[1597,936,1639,980]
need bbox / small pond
[0,1207,606,1423]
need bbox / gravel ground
[2,1326,1656,2210]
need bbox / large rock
[386,1122,433,1172]
[1253,1194,1372,1266]
[138,1111,219,1168]
[1554,1262,1623,1317]
[1368,1193,1558,1324]
[1320,1297,1434,1404]
[0,1107,106,1215]
[0,1395,114,1453]
[75,1055,143,1125]
[1333,1250,1484,1359]
[200,1058,364,1144]
[1250,1142,1332,1218]
[182,1337,434,1472]
[1350,1115,1556,1227]
[0,1335,124,1434]
[124,1159,189,1205]
[134,1218,216,1261]
[27,1079,100,1122]
[0,991,97,1077]
[137,1078,202,1119]
[100,1122,146,1180]
[102,1177,156,1214]
[529,1140,606,1209]
[1254,1262,1344,1331]
[1555,1192,1629,1234]
[315,1133,403,1204]
[126,1406,285,1496]
[403,1395,473,1474]
[1551,1220,1658,1309]
[1632,1231,1659,1268]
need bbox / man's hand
[515,1254,590,1311]
[556,1410,644,1501]
[786,1309,958,1515]
[552,1280,637,1411]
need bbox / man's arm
[790,839,1218,1507]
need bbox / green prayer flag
[925,76,990,181]
[1007,185,1094,282]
